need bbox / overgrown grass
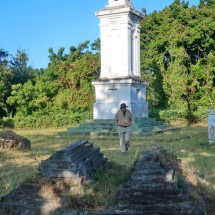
[0,125,214,214]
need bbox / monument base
[92,77,148,119]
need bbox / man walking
[115,103,133,154]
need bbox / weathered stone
[40,139,109,181]
[106,151,204,215]
[0,130,31,149]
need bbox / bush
[3,118,15,128]
[13,111,93,128]
[149,109,161,120]
[0,118,15,128]
[159,109,188,122]
[192,107,208,123]
[149,108,208,123]
[0,119,3,128]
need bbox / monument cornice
[92,76,147,85]
[96,5,144,19]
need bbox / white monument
[208,108,215,142]
[93,0,148,119]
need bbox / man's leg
[124,126,131,150]
[117,126,126,153]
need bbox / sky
[1,0,200,69]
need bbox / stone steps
[53,206,201,215]
[104,151,203,215]
[117,190,187,201]
[40,139,109,179]
[109,202,201,215]
[59,118,179,137]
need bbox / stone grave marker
[208,108,215,142]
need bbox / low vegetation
[0,125,214,214]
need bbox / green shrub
[149,109,187,122]
[193,108,208,123]
[0,119,3,128]
[150,108,208,123]
[0,118,15,128]
[3,118,15,128]
[159,109,188,122]
[13,111,93,128]
[149,109,161,120]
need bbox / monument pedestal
[93,77,148,119]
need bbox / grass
[0,125,215,214]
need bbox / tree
[91,38,100,52]
[0,48,36,118]
[7,40,100,124]
[140,0,215,122]
[9,49,35,85]
[0,49,12,117]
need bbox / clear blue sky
[1,0,200,69]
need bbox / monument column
[92,0,148,119]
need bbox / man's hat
[120,103,127,109]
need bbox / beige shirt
[115,109,133,127]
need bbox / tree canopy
[0,49,34,119]
[140,0,215,122]
[5,41,100,127]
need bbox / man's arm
[116,119,118,127]
[115,111,119,127]
[129,111,133,125]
